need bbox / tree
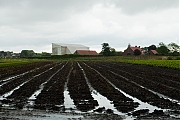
[148,45,156,51]
[110,48,116,56]
[141,47,148,55]
[134,49,141,55]
[168,42,180,54]
[42,52,51,57]
[172,51,179,56]
[156,42,170,55]
[101,43,111,56]
[20,50,35,58]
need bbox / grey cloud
[108,0,178,15]
[0,0,178,53]
[1,0,178,26]
[0,0,100,25]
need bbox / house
[52,43,89,55]
[122,44,143,56]
[12,53,20,58]
[149,50,158,55]
[6,51,13,58]
[74,50,98,55]
[0,51,13,58]
[0,51,4,58]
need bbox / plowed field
[0,61,180,119]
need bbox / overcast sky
[0,0,179,53]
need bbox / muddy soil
[0,61,180,119]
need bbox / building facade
[52,43,89,55]
[149,50,158,55]
[122,44,143,56]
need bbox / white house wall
[61,46,67,55]
[65,47,71,54]
[52,43,62,55]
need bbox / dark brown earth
[0,61,180,119]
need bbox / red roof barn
[74,50,98,55]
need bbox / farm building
[122,44,143,56]
[149,50,158,55]
[74,50,98,55]
[0,51,13,58]
[52,43,90,55]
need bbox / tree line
[142,42,180,56]
[19,42,180,57]
[101,42,180,56]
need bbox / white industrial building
[52,43,89,55]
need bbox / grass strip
[119,60,180,70]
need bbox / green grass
[0,59,43,68]
[43,55,180,70]
[0,56,180,70]
[118,60,180,70]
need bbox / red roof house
[149,50,158,55]
[122,44,143,56]
[74,50,98,55]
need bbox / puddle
[26,64,65,108]
[0,71,30,87]
[108,71,162,112]
[84,63,180,119]
[0,80,30,100]
[83,63,164,113]
[78,63,114,109]
[0,64,51,87]
[148,89,180,105]
[0,66,56,102]
[111,67,180,106]
[41,113,83,120]
[0,109,84,120]
[63,90,76,110]
[63,67,76,111]
[110,70,180,106]
[77,63,129,119]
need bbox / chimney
[135,46,137,47]
[128,43,131,48]
[138,46,140,48]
